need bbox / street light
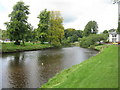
[113,0,120,22]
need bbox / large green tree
[5,1,30,45]
[25,24,34,42]
[48,11,64,47]
[64,28,83,43]
[37,9,50,44]
[83,21,98,37]
[64,28,76,38]
[103,30,108,34]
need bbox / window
[112,34,117,37]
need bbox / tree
[4,1,30,45]
[64,28,83,43]
[75,30,83,38]
[37,9,50,44]
[103,30,108,34]
[64,28,75,38]
[48,11,64,47]
[80,34,108,48]
[25,24,34,42]
[83,21,98,37]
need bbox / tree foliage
[80,34,108,48]
[25,24,34,42]
[48,11,64,47]
[83,21,98,37]
[64,28,83,43]
[64,28,76,38]
[37,9,50,43]
[4,1,30,45]
[0,29,8,40]
[103,30,108,34]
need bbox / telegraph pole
[113,0,120,23]
[113,0,120,35]
[118,1,120,23]
[113,1,120,89]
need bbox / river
[0,47,98,88]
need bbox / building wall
[109,34,120,42]
[109,34,113,42]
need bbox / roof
[109,31,117,35]
[108,31,120,37]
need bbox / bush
[14,40,20,45]
[62,38,71,47]
[80,34,108,48]
[89,45,95,49]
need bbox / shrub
[80,34,108,48]
[89,45,95,49]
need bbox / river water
[0,47,98,88]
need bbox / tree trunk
[22,39,25,45]
[14,40,20,45]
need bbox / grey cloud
[62,13,78,23]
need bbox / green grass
[41,45,118,88]
[1,42,53,53]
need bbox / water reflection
[1,47,98,88]
[37,50,63,84]
[6,53,28,88]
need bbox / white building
[109,31,120,43]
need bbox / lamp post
[113,1,120,88]
[113,0,120,42]
[117,1,120,23]
[113,0,120,22]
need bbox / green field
[41,45,118,88]
[1,42,53,53]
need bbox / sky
[0,0,118,33]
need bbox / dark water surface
[0,47,98,88]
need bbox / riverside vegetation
[2,42,52,53]
[40,45,118,88]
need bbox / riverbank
[1,43,53,53]
[40,45,118,88]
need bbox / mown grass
[1,42,53,53]
[40,45,118,88]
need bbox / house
[109,31,120,43]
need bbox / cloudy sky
[0,0,118,33]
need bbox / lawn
[41,45,118,88]
[1,42,53,53]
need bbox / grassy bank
[41,45,118,88]
[1,42,53,53]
